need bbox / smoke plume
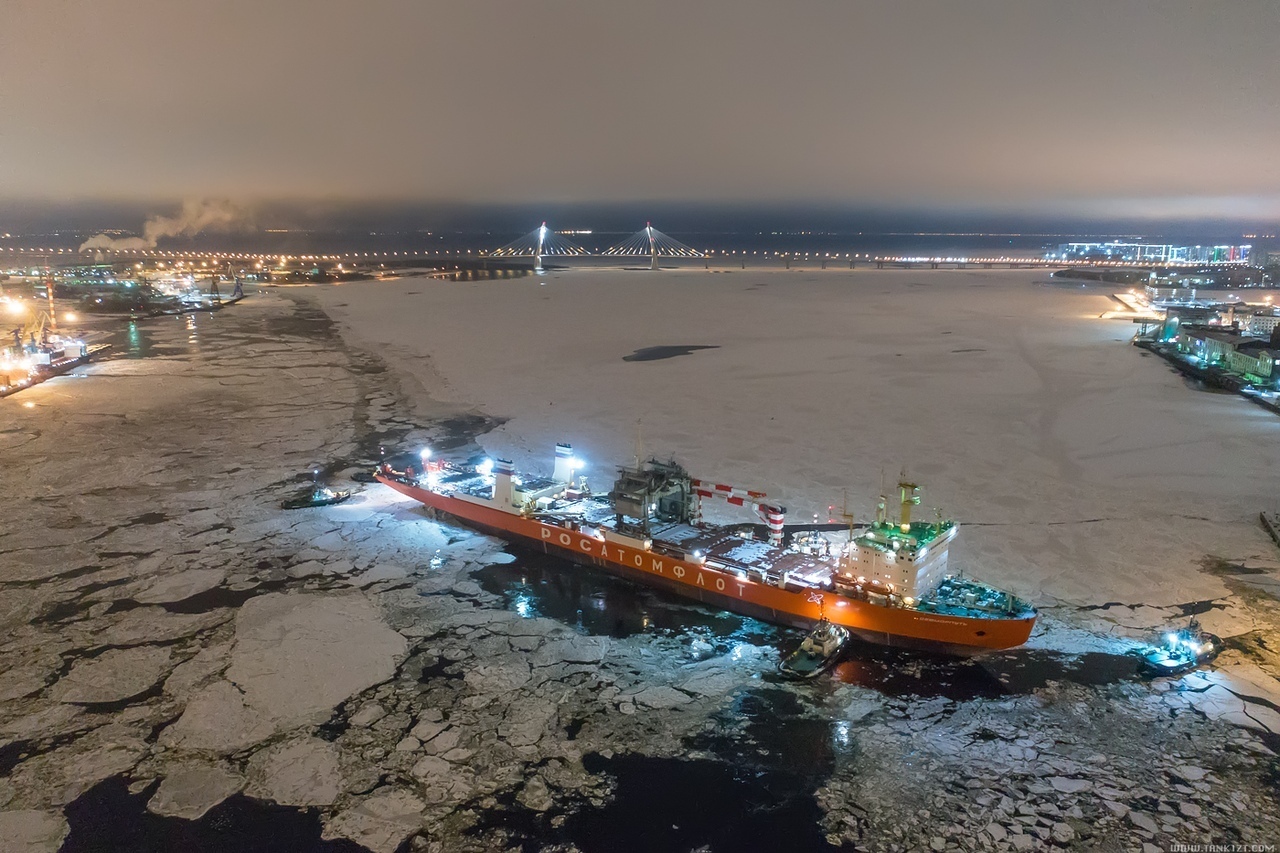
[79,199,250,251]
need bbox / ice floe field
[0,268,1278,852]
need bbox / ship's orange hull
[379,475,1035,655]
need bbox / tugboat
[1140,619,1222,677]
[281,476,352,510]
[374,441,1037,654]
[778,617,851,679]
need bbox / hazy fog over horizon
[4,1,1280,221]
[0,199,1273,252]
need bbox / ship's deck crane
[689,477,787,546]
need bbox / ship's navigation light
[569,457,585,470]
[478,459,494,476]
[419,447,432,460]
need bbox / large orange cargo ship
[376,443,1036,655]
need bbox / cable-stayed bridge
[601,224,704,269]
[484,222,703,269]
[487,222,590,269]
[38,219,1257,273]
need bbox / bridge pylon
[487,223,590,269]
[603,224,703,269]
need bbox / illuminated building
[1050,242,1251,264]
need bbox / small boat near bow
[281,486,352,510]
[1139,619,1222,677]
[778,618,851,679]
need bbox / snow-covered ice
[319,269,1280,631]
[146,763,245,819]
[50,647,172,705]
[225,591,408,727]
[0,275,1276,852]
[0,809,68,853]
[244,737,344,806]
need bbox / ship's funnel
[899,480,920,532]
[494,458,516,508]
[553,443,575,483]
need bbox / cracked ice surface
[225,591,408,727]
[0,809,69,853]
[50,647,173,705]
[315,269,1280,848]
[146,763,246,820]
[0,277,1277,852]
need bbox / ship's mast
[876,469,888,527]
[898,476,919,533]
[840,488,856,543]
[43,258,57,334]
[633,419,643,468]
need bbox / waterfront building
[1246,311,1280,338]
[1228,340,1276,383]
[1157,306,1217,342]
[1052,242,1251,264]
[1145,285,1199,303]
[1176,327,1245,364]
[1175,325,1277,384]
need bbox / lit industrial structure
[1051,242,1251,264]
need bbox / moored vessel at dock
[375,443,1036,655]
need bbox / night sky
[4,1,1280,217]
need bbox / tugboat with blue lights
[778,619,852,679]
[1139,619,1222,677]
[376,443,1037,655]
